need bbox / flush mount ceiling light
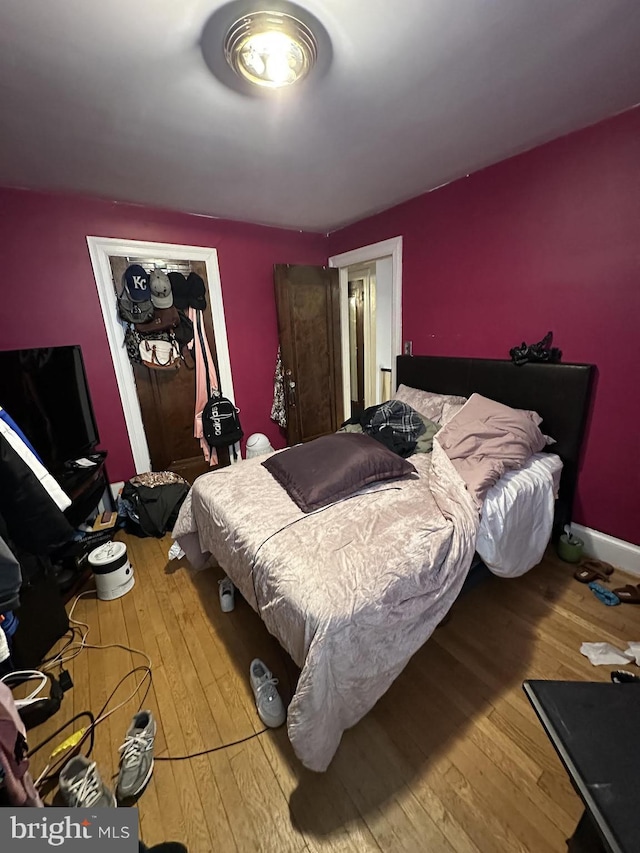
[224,10,318,89]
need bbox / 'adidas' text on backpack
[202,391,243,456]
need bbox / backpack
[195,312,243,459]
[202,391,243,456]
[117,282,154,325]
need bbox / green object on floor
[557,533,584,563]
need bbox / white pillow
[393,384,467,425]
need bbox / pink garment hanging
[188,307,219,466]
[0,682,43,806]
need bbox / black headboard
[396,355,594,535]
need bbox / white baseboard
[572,524,640,577]
[110,481,125,501]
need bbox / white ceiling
[1,0,639,232]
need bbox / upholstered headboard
[396,355,595,536]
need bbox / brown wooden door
[110,257,229,483]
[274,264,343,445]
[348,278,365,417]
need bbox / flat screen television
[0,345,100,474]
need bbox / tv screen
[0,345,100,474]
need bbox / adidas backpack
[195,311,243,459]
[202,391,243,458]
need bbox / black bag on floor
[121,474,189,538]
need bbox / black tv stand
[58,450,116,528]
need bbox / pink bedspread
[173,440,478,771]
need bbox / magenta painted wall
[328,108,640,545]
[0,188,326,482]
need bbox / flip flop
[574,567,609,584]
[588,582,621,606]
[581,558,615,576]
[612,584,640,604]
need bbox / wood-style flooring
[27,534,640,852]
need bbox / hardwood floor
[27,535,640,852]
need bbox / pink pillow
[393,384,467,425]
[437,394,549,509]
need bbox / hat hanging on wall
[123,264,151,302]
[168,272,189,309]
[150,270,173,309]
[186,272,207,310]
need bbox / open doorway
[329,237,402,422]
[87,236,236,476]
[347,263,376,417]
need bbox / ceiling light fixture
[224,10,318,89]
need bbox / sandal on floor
[573,558,615,584]
[581,558,615,576]
[588,582,621,606]
[574,567,608,584]
[612,584,640,603]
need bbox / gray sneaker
[59,756,116,807]
[116,710,156,800]
[249,659,286,728]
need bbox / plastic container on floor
[88,541,135,601]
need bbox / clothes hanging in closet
[188,307,219,466]
[271,346,287,429]
[0,682,43,806]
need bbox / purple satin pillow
[262,432,416,513]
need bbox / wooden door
[274,264,343,445]
[110,257,229,482]
[348,278,365,417]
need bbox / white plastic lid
[246,432,271,448]
[88,541,127,567]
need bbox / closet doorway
[108,256,227,483]
[87,237,237,478]
[347,263,376,418]
[329,237,403,420]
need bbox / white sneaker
[218,576,235,612]
[249,658,286,728]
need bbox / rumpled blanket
[173,438,478,771]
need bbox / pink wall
[328,108,640,545]
[0,188,326,482]
[1,107,638,543]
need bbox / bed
[173,355,594,771]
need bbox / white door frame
[328,236,402,418]
[87,236,236,474]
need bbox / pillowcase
[262,432,416,513]
[436,393,549,509]
[393,384,468,425]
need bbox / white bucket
[88,541,135,601]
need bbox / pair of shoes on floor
[59,710,156,807]
[249,659,286,728]
[218,576,235,612]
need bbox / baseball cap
[123,264,150,302]
[168,271,189,310]
[186,272,207,310]
[150,270,173,309]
